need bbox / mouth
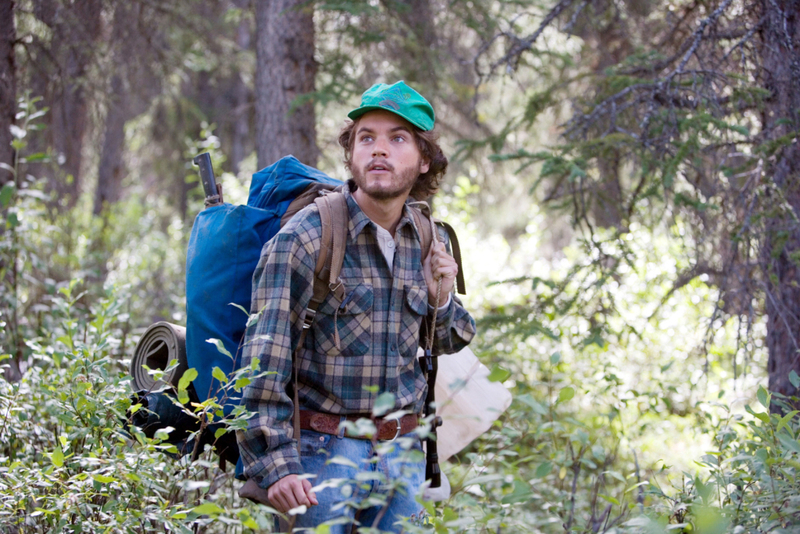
[367,160,393,173]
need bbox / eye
[392,135,407,143]
[359,134,373,143]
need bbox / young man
[237,81,476,532]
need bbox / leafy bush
[0,283,271,533]
[637,386,800,534]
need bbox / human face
[350,110,430,202]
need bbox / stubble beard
[351,161,421,201]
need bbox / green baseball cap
[347,81,435,131]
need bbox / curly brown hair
[338,118,448,200]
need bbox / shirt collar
[343,181,421,243]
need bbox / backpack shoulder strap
[407,204,467,295]
[311,191,348,311]
[290,188,348,455]
[408,205,434,260]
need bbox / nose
[372,137,388,157]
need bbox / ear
[420,158,430,175]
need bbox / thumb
[302,479,318,505]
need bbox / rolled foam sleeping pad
[130,322,188,392]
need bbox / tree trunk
[231,13,252,176]
[0,0,21,383]
[38,0,102,209]
[94,74,126,215]
[94,1,134,216]
[254,0,318,168]
[0,0,14,184]
[382,0,438,84]
[760,0,800,402]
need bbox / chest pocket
[312,283,373,357]
[398,285,429,357]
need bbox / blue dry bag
[185,156,342,415]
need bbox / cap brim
[347,105,430,131]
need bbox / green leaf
[51,447,64,467]
[776,410,799,433]
[534,461,553,478]
[550,352,561,365]
[22,152,47,163]
[603,470,626,483]
[487,366,511,383]
[228,302,250,316]
[372,392,395,417]
[192,502,225,515]
[155,426,175,441]
[178,368,198,392]
[234,377,251,391]
[212,366,229,385]
[92,474,116,484]
[214,427,228,439]
[328,456,359,469]
[598,493,619,506]
[0,182,14,207]
[757,385,770,410]
[517,394,548,415]
[778,433,800,455]
[729,124,750,136]
[463,474,505,486]
[501,479,533,504]
[754,412,770,424]
[557,386,575,404]
[790,370,800,389]
[206,338,233,359]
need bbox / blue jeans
[288,429,426,533]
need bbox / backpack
[129,155,464,470]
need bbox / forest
[1,0,800,532]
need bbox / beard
[350,159,421,201]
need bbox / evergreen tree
[477,0,800,400]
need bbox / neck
[351,188,409,235]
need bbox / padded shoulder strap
[312,192,347,309]
[408,205,434,260]
[290,190,347,453]
[407,204,467,296]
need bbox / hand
[267,474,318,513]
[423,241,457,307]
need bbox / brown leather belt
[298,409,419,441]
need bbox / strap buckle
[302,308,316,329]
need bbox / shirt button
[387,241,395,248]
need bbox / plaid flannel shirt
[237,185,476,489]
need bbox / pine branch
[491,0,577,72]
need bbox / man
[237,81,476,532]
